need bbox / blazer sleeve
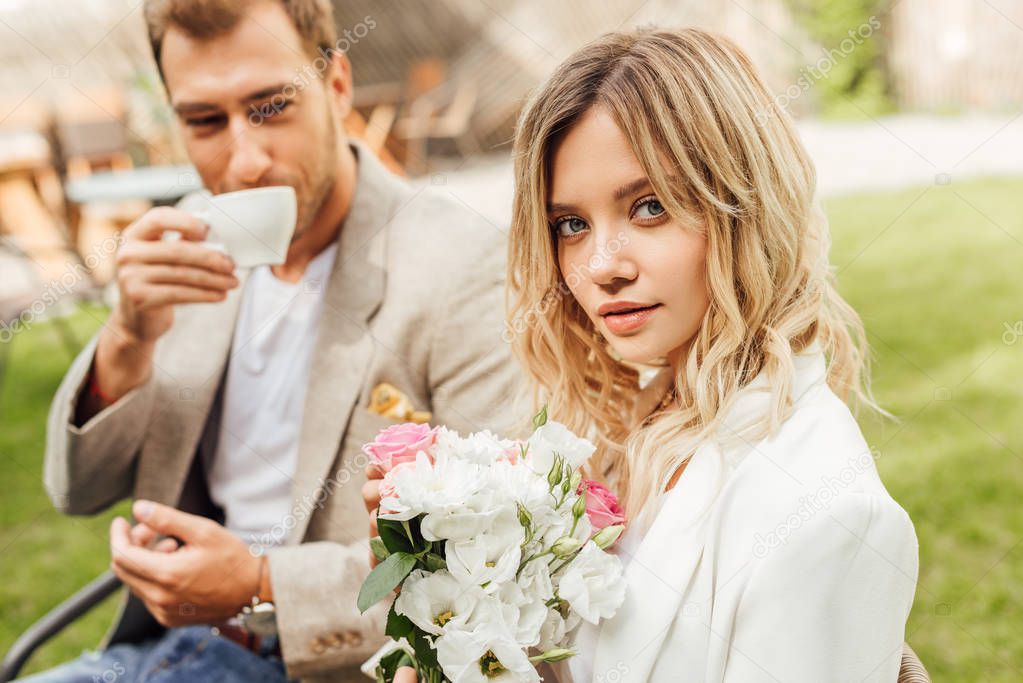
[723,492,918,683]
[44,334,156,515]
[267,541,390,678]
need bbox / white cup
[175,186,298,268]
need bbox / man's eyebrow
[241,83,296,103]
[171,83,296,114]
[172,101,220,115]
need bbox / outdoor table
[65,164,204,206]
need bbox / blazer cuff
[268,541,390,679]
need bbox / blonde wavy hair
[507,28,882,518]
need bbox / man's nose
[224,119,272,188]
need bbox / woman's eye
[634,197,666,220]
[554,216,588,238]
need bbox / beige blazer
[44,142,523,681]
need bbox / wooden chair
[899,642,931,682]
[54,89,134,179]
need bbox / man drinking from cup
[30,1,519,681]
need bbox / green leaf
[358,552,417,613]
[378,516,428,554]
[370,536,390,562]
[377,648,415,683]
[410,628,439,670]
[532,404,548,430]
[378,518,413,554]
[422,552,447,572]
[385,599,415,639]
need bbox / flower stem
[516,549,553,578]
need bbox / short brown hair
[144,0,338,75]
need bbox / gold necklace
[655,389,676,415]
[640,386,678,427]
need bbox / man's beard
[290,110,339,242]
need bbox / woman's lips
[601,304,662,335]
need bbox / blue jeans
[18,626,292,683]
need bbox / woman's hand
[394,666,417,683]
[362,464,384,568]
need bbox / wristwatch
[234,555,277,637]
[237,596,278,637]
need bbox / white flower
[526,421,595,476]
[394,569,485,635]
[516,555,554,605]
[487,459,551,511]
[420,488,519,543]
[438,427,520,465]
[536,504,592,550]
[446,531,523,590]
[493,581,548,648]
[536,610,568,652]
[557,541,626,624]
[435,624,540,683]
[378,451,483,522]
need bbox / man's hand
[109,500,266,628]
[111,207,238,345]
[362,464,384,568]
[81,208,239,421]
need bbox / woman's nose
[587,227,637,287]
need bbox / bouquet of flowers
[358,408,627,683]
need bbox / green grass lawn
[1,177,1021,679]
[829,177,1023,681]
[0,302,131,677]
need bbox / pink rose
[578,480,626,532]
[502,442,523,464]
[378,462,413,514]
[362,423,438,473]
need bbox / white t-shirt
[206,242,339,547]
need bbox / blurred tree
[788,0,895,118]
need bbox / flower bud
[532,404,548,430]
[529,648,576,664]
[593,524,625,549]
[551,535,584,559]
[517,502,533,529]
[547,454,564,488]
[571,491,587,520]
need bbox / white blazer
[573,343,918,683]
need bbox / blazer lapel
[594,441,726,682]
[287,142,404,542]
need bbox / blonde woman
[367,27,917,683]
